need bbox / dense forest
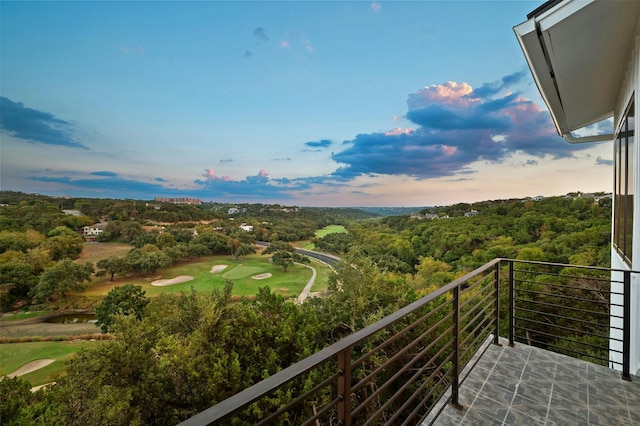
[0,191,612,424]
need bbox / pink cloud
[441,145,457,155]
[407,81,475,110]
[370,2,381,13]
[258,169,268,177]
[280,40,290,49]
[384,128,414,136]
[202,169,232,181]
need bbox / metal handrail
[179,258,633,425]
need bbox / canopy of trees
[0,191,615,424]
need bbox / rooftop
[428,338,640,425]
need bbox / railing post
[451,285,462,409]
[494,261,501,346]
[509,260,515,347]
[622,270,631,381]
[337,347,352,425]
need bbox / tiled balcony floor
[427,339,640,425]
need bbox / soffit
[514,0,640,135]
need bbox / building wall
[611,24,640,375]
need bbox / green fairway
[0,341,100,386]
[301,225,348,250]
[84,254,331,298]
[315,225,347,238]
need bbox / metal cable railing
[179,259,633,425]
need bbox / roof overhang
[514,0,640,140]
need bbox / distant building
[83,223,107,238]
[228,207,241,215]
[464,210,479,218]
[63,209,83,216]
[410,212,439,220]
[239,225,254,232]
[154,197,202,205]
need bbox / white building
[514,0,640,375]
[83,223,107,237]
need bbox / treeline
[0,193,614,424]
[0,192,376,311]
[315,195,611,283]
[2,255,417,425]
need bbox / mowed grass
[315,225,347,238]
[299,225,347,250]
[0,237,337,387]
[84,253,330,299]
[0,341,101,386]
[1,311,49,322]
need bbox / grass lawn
[83,254,331,299]
[0,341,100,386]
[299,225,348,250]
[315,225,347,238]
[1,311,49,322]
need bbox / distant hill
[311,207,381,220]
[356,207,424,217]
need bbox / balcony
[179,259,638,425]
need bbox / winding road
[256,242,340,303]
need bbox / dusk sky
[1,1,613,207]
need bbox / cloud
[471,71,526,98]
[0,97,88,149]
[305,139,333,149]
[29,169,294,201]
[595,156,613,166]
[193,168,296,199]
[280,40,290,49]
[370,2,381,13]
[330,75,602,180]
[271,157,291,161]
[243,50,253,58]
[30,174,176,196]
[253,27,269,42]
[91,171,118,177]
[220,159,233,163]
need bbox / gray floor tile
[424,343,640,426]
[545,406,588,425]
[504,407,546,426]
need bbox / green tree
[263,241,309,272]
[156,232,176,249]
[0,376,33,424]
[31,259,94,303]
[0,251,38,311]
[127,249,173,274]
[96,256,131,281]
[228,238,256,260]
[95,283,150,333]
[0,230,45,253]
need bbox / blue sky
[1,1,612,207]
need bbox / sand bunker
[210,265,228,273]
[7,359,56,378]
[252,273,272,280]
[151,275,194,286]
